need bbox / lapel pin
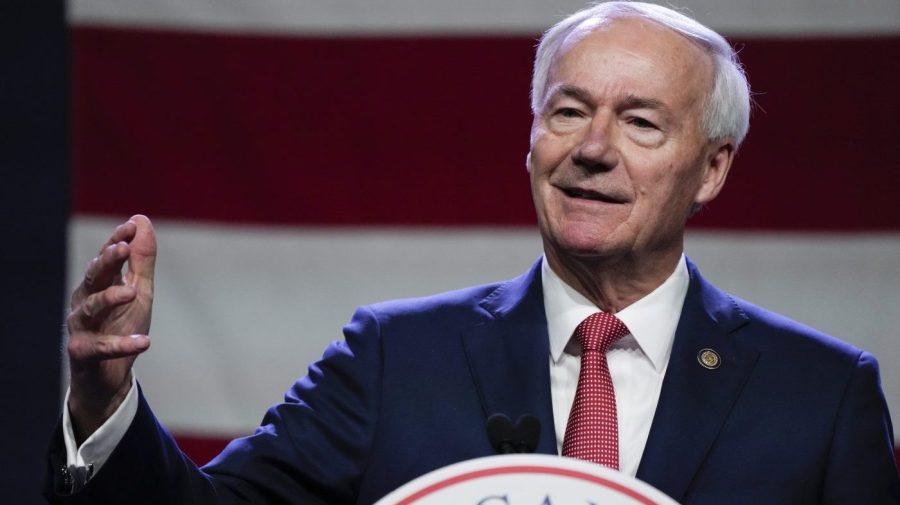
[697,348,721,370]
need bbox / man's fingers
[73,216,156,308]
[70,220,135,306]
[97,220,137,256]
[72,285,137,326]
[79,242,131,297]
[68,333,151,362]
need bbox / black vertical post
[0,1,68,503]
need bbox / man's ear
[525,152,533,173]
[694,139,735,206]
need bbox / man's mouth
[561,186,625,204]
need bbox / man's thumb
[127,214,157,280]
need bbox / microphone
[486,414,517,454]
[486,413,541,454]
[512,414,540,454]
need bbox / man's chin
[544,230,626,263]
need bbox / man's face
[528,18,732,267]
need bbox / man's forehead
[558,15,617,54]
[544,17,713,109]
[557,16,703,63]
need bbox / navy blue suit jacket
[47,259,900,504]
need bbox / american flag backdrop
[66,0,900,466]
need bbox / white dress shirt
[543,254,689,477]
[64,254,689,479]
[62,373,138,474]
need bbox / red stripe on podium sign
[395,466,663,505]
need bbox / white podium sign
[375,454,679,505]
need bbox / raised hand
[66,215,157,443]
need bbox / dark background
[0,1,67,504]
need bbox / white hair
[531,1,751,147]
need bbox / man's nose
[572,114,619,172]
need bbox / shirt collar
[542,254,689,372]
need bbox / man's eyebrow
[552,84,594,104]
[620,94,667,111]
[548,87,669,112]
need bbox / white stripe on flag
[69,0,900,36]
[68,216,900,435]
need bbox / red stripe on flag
[174,434,233,467]
[71,27,900,230]
[175,434,900,473]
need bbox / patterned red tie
[562,312,630,469]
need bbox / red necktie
[562,312,630,469]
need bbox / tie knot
[576,312,629,353]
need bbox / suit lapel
[460,258,761,482]
[636,259,759,500]
[461,260,559,456]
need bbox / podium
[375,454,679,505]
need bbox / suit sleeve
[45,306,384,505]
[822,351,900,504]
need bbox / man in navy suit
[49,2,899,504]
